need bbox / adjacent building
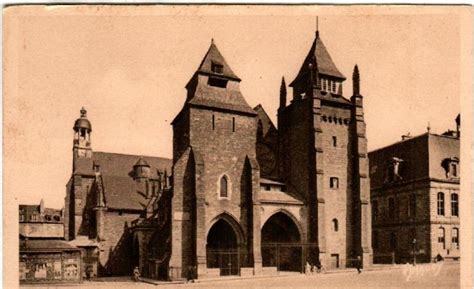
[19,200,83,284]
[63,29,372,280]
[369,117,460,263]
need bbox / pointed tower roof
[175,39,256,119]
[290,33,345,86]
[195,39,241,81]
[134,157,150,167]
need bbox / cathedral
[64,29,372,280]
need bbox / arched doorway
[206,218,240,276]
[261,211,302,272]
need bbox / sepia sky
[4,6,464,209]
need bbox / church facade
[64,30,372,280]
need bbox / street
[22,262,459,289]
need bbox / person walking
[305,261,311,275]
[356,256,362,274]
[187,265,196,283]
[85,266,93,281]
[133,266,141,282]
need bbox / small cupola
[74,107,92,134]
[133,157,151,180]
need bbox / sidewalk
[141,265,405,286]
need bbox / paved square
[22,262,459,289]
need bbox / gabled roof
[93,152,171,179]
[195,40,240,81]
[73,152,172,211]
[20,239,81,252]
[258,190,304,205]
[254,104,277,137]
[290,33,345,86]
[368,133,460,190]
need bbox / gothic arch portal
[261,210,303,272]
[206,212,244,276]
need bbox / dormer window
[211,62,223,74]
[442,157,459,178]
[451,163,458,177]
[384,157,403,183]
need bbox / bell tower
[72,107,92,172]
[73,107,92,162]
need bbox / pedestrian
[305,261,311,275]
[356,255,362,274]
[187,265,196,283]
[316,260,322,273]
[133,266,141,282]
[85,266,93,281]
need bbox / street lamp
[412,238,417,266]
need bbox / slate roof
[254,105,277,138]
[180,41,256,116]
[315,89,352,105]
[369,133,460,190]
[260,178,285,186]
[187,86,257,115]
[196,40,240,81]
[94,152,172,210]
[258,190,303,205]
[73,152,172,211]
[93,152,171,179]
[20,239,80,252]
[290,33,346,86]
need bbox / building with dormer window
[369,115,460,263]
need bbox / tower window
[211,62,224,74]
[212,115,215,130]
[330,177,339,189]
[322,78,326,90]
[232,117,235,132]
[389,232,397,250]
[220,176,229,198]
[332,136,337,147]
[408,194,417,217]
[373,231,379,249]
[332,219,339,232]
[372,200,379,221]
[208,77,228,88]
[332,81,336,92]
[388,198,395,219]
[437,192,445,216]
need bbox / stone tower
[277,30,372,269]
[170,40,262,279]
[65,107,96,241]
[73,107,92,164]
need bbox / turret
[134,157,151,180]
[456,114,460,137]
[353,64,360,96]
[279,77,287,110]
